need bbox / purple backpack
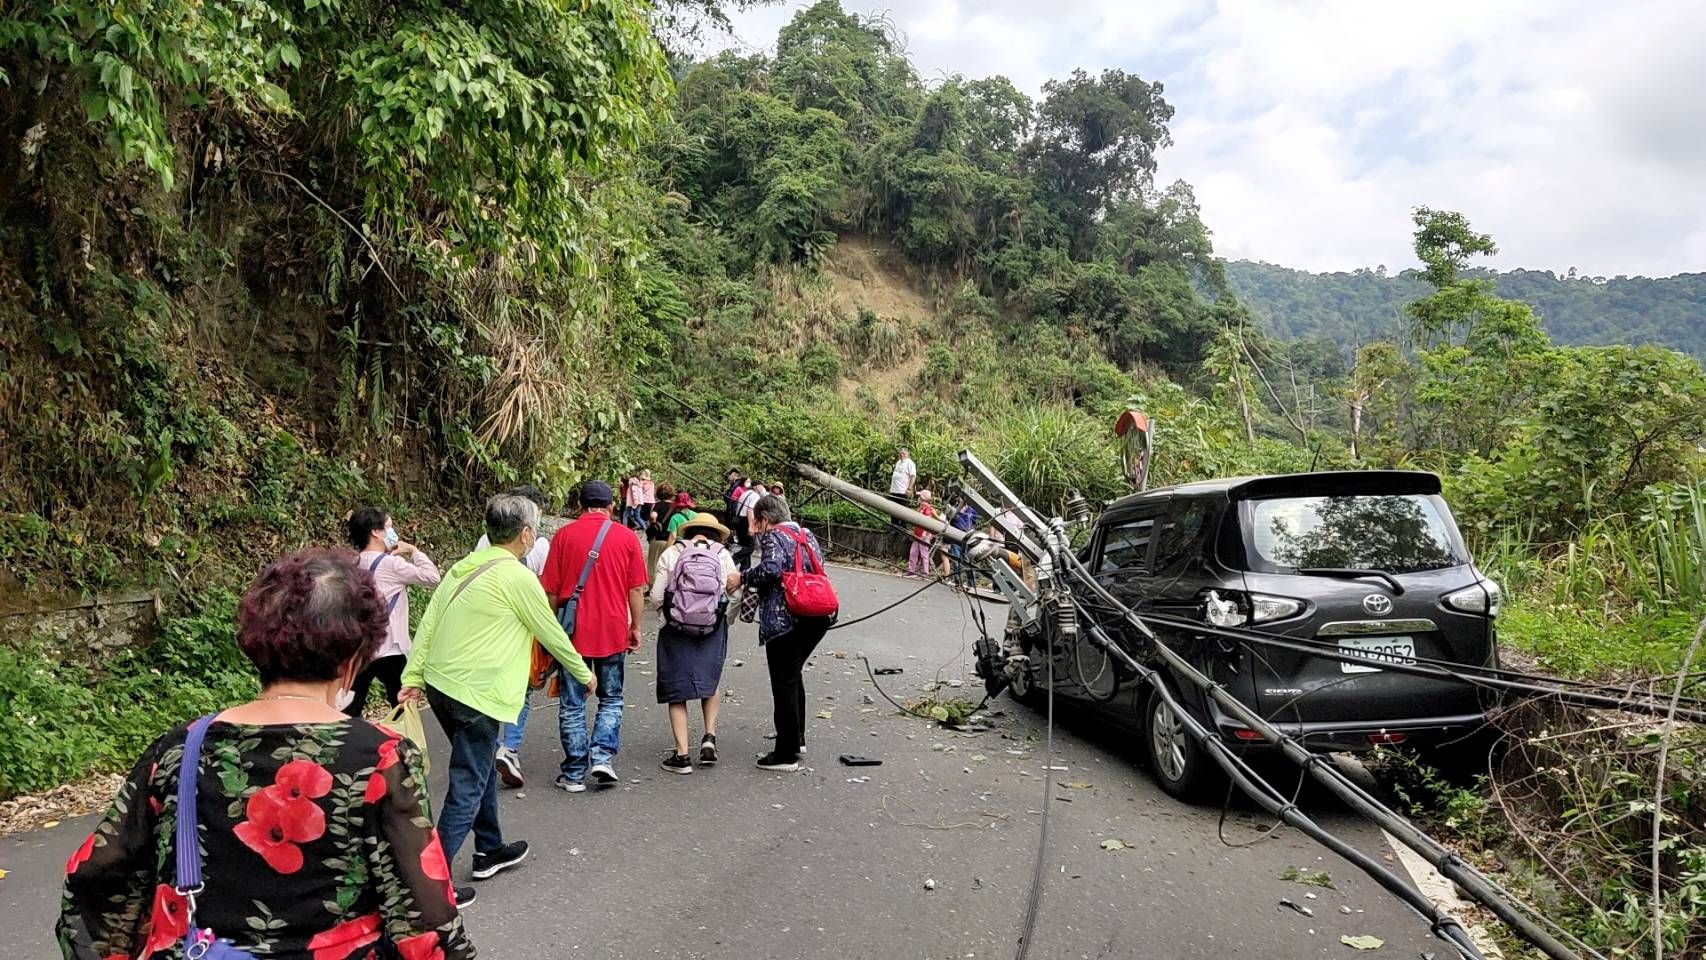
[666,541,726,636]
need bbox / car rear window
[1243,494,1464,573]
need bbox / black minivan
[998,470,1500,799]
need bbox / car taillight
[1443,579,1502,617]
[1231,728,1265,741]
[1251,594,1304,624]
[1367,732,1408,745]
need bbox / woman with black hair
[343,506,441,715]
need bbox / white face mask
[383,525,400,549]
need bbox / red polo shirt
[539,512,647,658]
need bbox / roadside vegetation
[0,1,1701,954]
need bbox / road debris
[1278,898,1314,917]
[923,878,936,890]
[1101,839,1131,851]
[1281,866,1336,889]
[1340,935,1384,950]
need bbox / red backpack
[777,525,839,618]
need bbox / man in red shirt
[539,481,647,791]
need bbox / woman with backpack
[743,494,839,773]
[648,513,741,774]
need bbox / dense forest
[0,3,1703,951]
[1227,260,1706,358]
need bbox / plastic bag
[383,700,431,779]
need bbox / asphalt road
[2,567,1440,958]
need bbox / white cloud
[712,0,1706,277]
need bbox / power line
[630,372,1594,960]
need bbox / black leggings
[343,654,407,717]
[764,618,831,760]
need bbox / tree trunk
[1349,395,1364,461]
[1232,362,1256,445]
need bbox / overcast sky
[707,0,1706,278]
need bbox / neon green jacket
[401,546,593,722]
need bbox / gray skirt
[656,618,729,703]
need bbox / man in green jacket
[400,493,594,904]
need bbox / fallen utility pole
[794,451,1597,960]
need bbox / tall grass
[1475,483,1706,617]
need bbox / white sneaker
[589,762,619,784]
[555,775,586,794]
[495,748,524,788]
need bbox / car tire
[1143,688,1223,802]
[1007,654,1045,708]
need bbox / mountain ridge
[1224,259,1706,357]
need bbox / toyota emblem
[1362,594,1394,616]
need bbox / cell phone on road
[839,755,883,766]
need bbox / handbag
[555,519,614,637]
[174,715,259,959]
[777,526,839,618]
[382,700,431,779]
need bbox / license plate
[1337,636,1415,673]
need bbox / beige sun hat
[676,512,730,543]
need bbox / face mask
[383,526,399,549]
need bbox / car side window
[1097,517,1157,574]
[1152,502,1211,575]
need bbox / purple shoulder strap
[176,714,216,894]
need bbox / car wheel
[1007,654,1045,708]
[1144,688,1222,802]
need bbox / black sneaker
[755,752,800,772]
[699,734,719,765]
[662,753,694,775]
[470,840,529,880]
[454,885,477,908]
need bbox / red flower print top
[57,719,475,959]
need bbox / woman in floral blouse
[58,548,476,959]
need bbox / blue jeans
[558,654,625,781]
[425,686,503,861]
[501,694,531,753]
[948,543,976,589]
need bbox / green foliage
[0,596,255,798]
[1,0,677,593]
[972,405,1123,513]
[337,0,669,272]
[1495,602,1702,678]
[665,2,1221,369]
[1227,260,1706,360]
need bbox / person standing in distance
[399,495,595,901]
[344,506,441,716]
[539,481,647,791]
[889,448,917,501]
